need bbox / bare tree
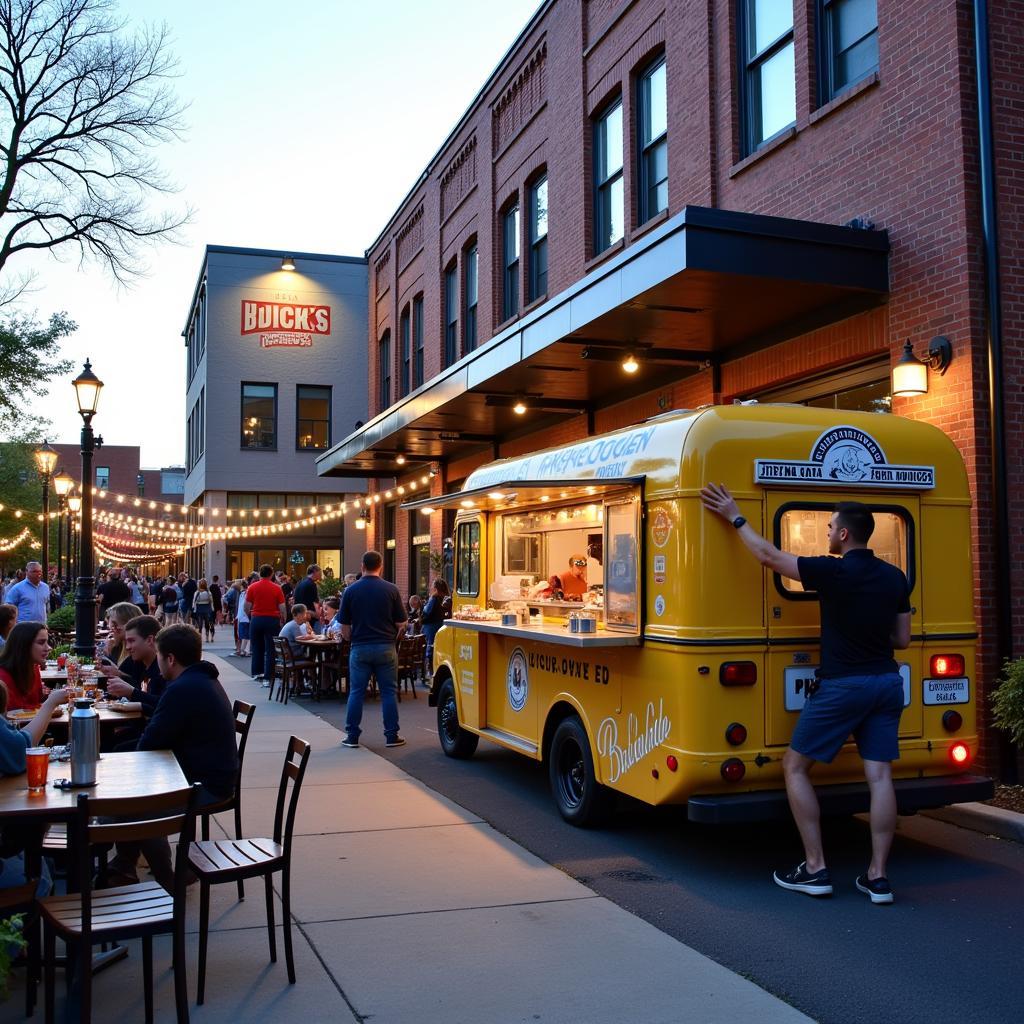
[0,0,188,296]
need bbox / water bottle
[70,699,99,786]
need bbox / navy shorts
[790,673,904,763]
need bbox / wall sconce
[512,395,528,415]
[354,509,372,530]
[891,336,953,397]
[395,452,406,466]
[280,256,296,271]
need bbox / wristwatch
[731,515,747,529]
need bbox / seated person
[107,624,239,890]
[279,603,311,653]
[99,614,166,714]
[546,554,589,601]
[102,601,143,665]
[406,594,423,634]
[323,596,342,635]
[0,602,16,649]
[0,621,49,710]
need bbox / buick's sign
[240,300,331,348]
[754,426,935,489]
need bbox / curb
[921,802,1024,843]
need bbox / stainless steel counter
[447,618,640,647]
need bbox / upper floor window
[241,383,277,449]
[528,175,548,303]
[464,244,478,354]
[413,295,424,388]
[594,99,624,253]
[502,202,520,321]
[740,0,796,155]
[95,466,110,490]
[638,58,668,222]
[378,331,391,410]
[296,385,331,449]
[444,264,458,367]
[818,0,878,103]
[399,306,411,397]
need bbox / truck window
[456,520,481,596]
[605,499,639,630]
[775,505,913,595]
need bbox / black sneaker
[385,736,407,747]
[855,874,894,904]
[341,737,359,749]
[773,862,833,897]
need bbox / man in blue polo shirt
[5,561,49,624]
[701,486,911,905]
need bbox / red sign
[241,300,331,348]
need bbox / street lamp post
[53,469,74,587]
[33,441,59,581]
[67,494,81,587]
[72,359,103,658]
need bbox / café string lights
[0,526,33,552]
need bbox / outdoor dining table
[294,635,346,696]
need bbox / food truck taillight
[719,662,757,686]
[665,755,679,772]
[942,710,963,733]
[721,758,746,782]
[725,723,748,746]
[950,742,970,765]
[930,654,965,677]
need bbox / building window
[528,175,548,303]
[754,360,891,413]
[444,263,458,367]
[399,307,411,397]
[378,331,391,410]
[296,385,331,449]
[240,383,277,449]
[383,503,396,581]
[95,466,110,490]
[638,57,668,223]
[594,98,624,253]
[818,0,878,103]
[502,201,520,321]
[464,243,478,354]
[740,0,796,155]
[137,473,145,496]
[413,295,424,388]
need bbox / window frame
[816,0,879,105]
[240,381,278,451]
[413,294,425,388]
[463,242,478,354]
[399,306,411,398]
[593,96,624,254]
[295,383,332,451]
[738,0,797,157]
[455,519,481,597]
[378,331,392,411]
[527,173,548,303]
[502,200,520,322]
[637,56,668,224]
[95,466,110,490]
[444,262,459,367]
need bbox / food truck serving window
[774,504,915,597]
[604,499,640,631]
[456,520,481,596]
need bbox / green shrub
[993,658,1024,746]
[0,914,26,999]
[46,605,75,631]
[318,576,343,599]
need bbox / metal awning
[318,205,889,478]
[400,477,643,513]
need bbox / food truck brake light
[930,654,965,677]
[950,742,970,765]
[721,758,746,782]
[725,723,747,746]
[719,662,757,686]
[942,710,963,732]
[665,755,679,772]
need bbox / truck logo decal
[506,647,528,712]
[596,700,671,783]
[754,426,935,489]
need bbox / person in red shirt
[0,622,49,710]
[243,564,287,683]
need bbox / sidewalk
[69,644,813,1023]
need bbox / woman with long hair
[0,621,50,710]
[420,578,450,678]
[193,578,216,641]
[0,603,16,648]
[102,602,143,665]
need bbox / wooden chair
[413,634,428,688]
[269,638,316,704]
[1,874,41,1017]
[38,784,201,1024]
[189,736,311,1006]
[396,637,419,699]
[199,700,256,901]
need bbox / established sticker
[754,426,935,489]
[651,507,672,547]
[654,595,666,617]
[506,647,529,712]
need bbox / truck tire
[437,677,479,759]
[548,715,612,826]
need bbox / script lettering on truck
[596,700,672,784]
[754,426,935,489]
[240,300,331,349]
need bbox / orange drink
[26,747,49,791]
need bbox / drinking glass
[26,747,49,792]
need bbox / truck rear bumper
[687,774,995,824]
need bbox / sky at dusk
[9,0,539,468]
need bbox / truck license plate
[784,665,912,712]
[923,677,969,705]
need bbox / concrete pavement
[26,641,815,1023]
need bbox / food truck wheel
[437,677,479,759]
[549,716,612,827]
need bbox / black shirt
[97,579,131,613]
[293,576,319,611]
[117,655,167,714]
[182,578,198,609]
[797,549,911,679]
[339,575,406,646]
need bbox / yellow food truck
[404,405,994,825]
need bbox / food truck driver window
[775,505,913,595]
[456,520,481,596]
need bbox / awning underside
[400,477,643,513]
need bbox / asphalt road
[299,681,1023,1024]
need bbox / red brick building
[318,1,1022,775]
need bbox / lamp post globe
[72,359,104,658]
[33,441,59,580]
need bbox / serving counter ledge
[448,618,641,647]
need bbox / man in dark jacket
[108,623,238,889]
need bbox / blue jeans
[250,615,279,679]
[346,643,399,742]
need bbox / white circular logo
[654,595,666,617]
[506,647,528,712]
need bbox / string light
[0,527,33,552]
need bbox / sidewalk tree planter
[993,658,1024,746]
